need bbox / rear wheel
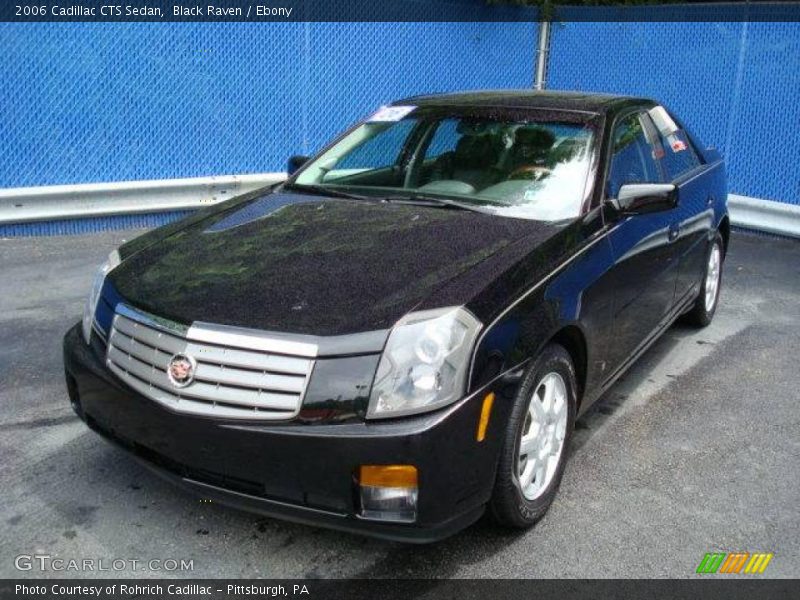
[489,344,577,528]
[684,232,724,327]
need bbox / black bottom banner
[1,579,798,600]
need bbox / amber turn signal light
[476,392,495,442]
[359,465,418,488]
[358,465,418,523]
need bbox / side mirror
[287,155,310,176]
[613,183,677,215]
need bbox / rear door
[602,109,680,378]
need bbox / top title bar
[2,1,800,23]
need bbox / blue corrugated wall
[548,19,800,205]
[2,9,798,237]
[0,19,536,188]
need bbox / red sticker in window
[671,140,687,152]
[668,134,687,153]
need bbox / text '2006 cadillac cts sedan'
[63,91,729,542]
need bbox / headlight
[367,306,482,419]
[81,249,121,344]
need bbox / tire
[684,232,724,328]
[489,343,577,528]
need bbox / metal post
[534,20,551,91]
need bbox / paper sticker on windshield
[368,105,416,122]
[648,106,679,136]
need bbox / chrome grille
[106,304,315,421]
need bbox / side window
[654,127,702,181]
[606,113,662,198]
[424,119,461,160]
[335,120,416,171]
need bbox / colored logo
[167,353,196,388]
[696,552,774,574]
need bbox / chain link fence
[0,19,536,189]
[548,19,800,206]
[2,7,798,232]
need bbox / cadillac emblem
[167,353,196,388]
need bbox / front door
[649,115,716,304]
[603,110,680,379]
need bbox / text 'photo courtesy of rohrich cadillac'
[13,584,312,597]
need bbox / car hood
[109,191,558,337]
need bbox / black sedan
[63,91,728,542]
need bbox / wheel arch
[546,324,588,408]
[718,214,730,257]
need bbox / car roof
[393,90,653,116]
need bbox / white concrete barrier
[1,176,797,239]
[0,173,287,224]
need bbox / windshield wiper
[383,193,496,215]
[282,183,375,202]
[285,184,496,214]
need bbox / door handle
[668,224,680,242]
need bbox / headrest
[453,136,485,165]
[456,119,494,136]
[514,127,556,150]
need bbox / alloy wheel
[516,372,569,501]
[705,243,722,312]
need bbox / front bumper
[63,324,512,543]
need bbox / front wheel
[684,232,724,327]
[489,344,577,528]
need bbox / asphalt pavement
[0,228,798,579]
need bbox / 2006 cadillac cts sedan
[63,91,729,542]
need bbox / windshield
[293,107,597,221]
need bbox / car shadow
[568,321,697,456]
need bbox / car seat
[507,128,557,176]
[429,133,504,190]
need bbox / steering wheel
[507,165,552,182]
